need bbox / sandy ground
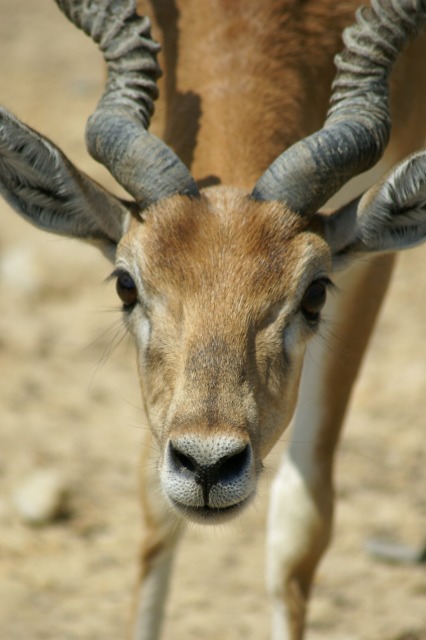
[0,1,425,639]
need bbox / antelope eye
[301,280,328,321]
[116,271,138,307]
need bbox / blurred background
[0,1,425,639]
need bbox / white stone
[0,245,42,297]
[13,469,70,525]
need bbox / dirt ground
[0,1,425,639]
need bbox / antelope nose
[169,439,251,500]
[162,435,256,511]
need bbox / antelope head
[1,0,426,524]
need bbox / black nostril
[167,439,252,503]
[169,441,251,484]
[216,444,250,483]
[169,442,197,474]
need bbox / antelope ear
[0,108,133,261]
[321,151,426,266]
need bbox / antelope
[1,0,426,638]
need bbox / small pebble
[0,245,42,297]
[13,469,70,525]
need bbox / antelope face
[116,187,332,523]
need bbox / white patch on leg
[133,549,175,640]
[267,451,325,640]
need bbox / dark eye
[116,271,138,308]
[301,279,328,322]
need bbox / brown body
[1,1,426,639]
[149,0,426,182]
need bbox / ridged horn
[55,0,199,207]
[252,0,426,215]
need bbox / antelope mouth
[169,495,253,524]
